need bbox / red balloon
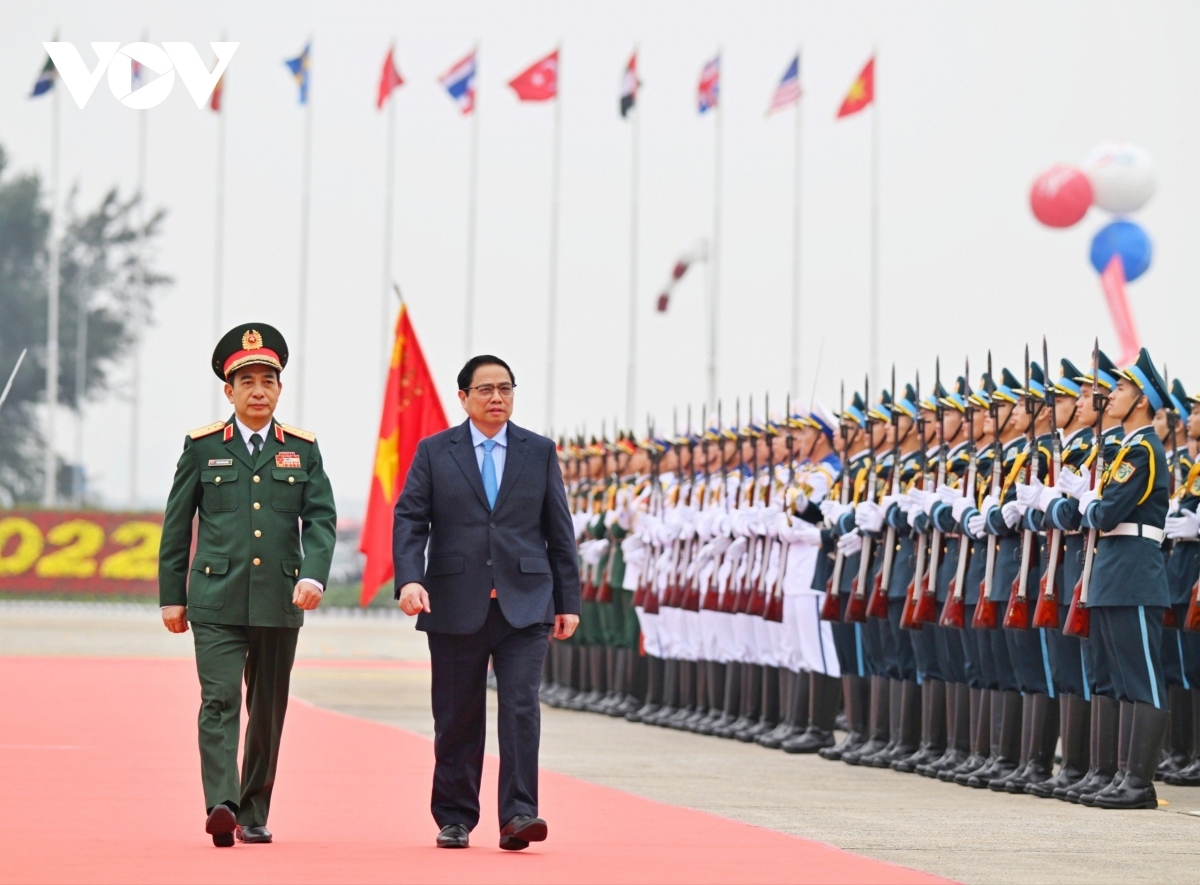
[1030,165,1093,228]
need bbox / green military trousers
[192,623,299,826]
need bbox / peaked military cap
[1053,359,1083,397]
[1076,349,1118,391]
[1170,378,1190,415]
[212,323,288,381]
[1119,347,1169,413]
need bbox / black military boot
[584,647,610,712]
[1083,700,1135,805]
[565,645,591,711]
[1004,692,1058,792]
[1157,684,1192,780]
[726,664,763,738]
[950,688,991,783]
[844,675,890,765]
[990,693,1035,792]
[1093,702,1169,809]
[739,666,778,741]
[1164,686,1200,785]
[922,682,968,777]
[606,648,630,716]
[542,643,563,707]
[821,674,869,760]
[712,662,743,737]
[895,679,947,773]
[629,655,665,722]
[965,690,1014,787]
[1030,693,1089,797]
[557,645,583,708]
[682,661,711,731]
[886,679,925,771]
[667,661,698,728]
[595,647,619,713]
[784,672,840,753]
[644,659,678,725]
[759,669,800,748]
[865,679,905,768]
[1064,694,1119,802]
[695,661,727,735]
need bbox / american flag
[768,55,801,115]
[697,55,719,114]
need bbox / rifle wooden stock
[1003,533,1033,630]
[1032,531,1062,629]
[973,531,1000,630]
[1164,605,1177,629]
[845,543,871,623]
[900,533,927,630]
[913,560,939,624]
[938,545,967,629]
[821,573,842,621]
[1184,579,1200,632]
[1063,528,1096,639]
[581,567,598,602]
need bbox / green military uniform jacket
[158,415,337,628]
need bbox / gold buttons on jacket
[253,502,261,510]
[214,476,221,484]
[294,569,299,576]
[253,558,261,566]
[205,567,210,575]
[288,476,295,484]
[253,475,260,483]
[254,530,262,538]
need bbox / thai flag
[697,55,719,114]
[768,55,801,115]
[439,50,477,115]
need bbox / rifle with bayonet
[1004,345,1036,630]
[1033,338,1064,629]
[748,395,773,618]
[940,360,975,629]
[1064,339,1105,639]
[846,374,874,623]
[901,371,929,630]
[580,435,600,602]
[1162,367,1180,630]
[683,406,707,613]
[914,360,945,624]
[702,402,727,613]
[720,399,747,614]
[767,395,794,624]
[973,352,1002,630]
[867,366,900,620]
[596,430,621,605]
[633,422,662,612]
[821,381,850,622]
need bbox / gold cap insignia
[242,329,264,351]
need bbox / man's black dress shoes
[437,823,470,848]
[205,805,238,848]
[236,825,273,844]
[499,814,547,851]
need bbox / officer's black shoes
[499,814,547,851]
[1092,702,1169,810]
[437,823,470,848]
[782,725,836,754]
[205,804,238,848]
[236,825,272,844]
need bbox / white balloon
[1082,142,1156,214]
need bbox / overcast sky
[1,1,1197,516]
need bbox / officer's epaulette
[1125,433,1145,448]
[277,422,316,443]
[188,420,227,440]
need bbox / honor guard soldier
[1054,347,1171,809]
[158,324,337,846]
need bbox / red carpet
[0,657,947,884]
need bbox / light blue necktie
[481,439,498,510]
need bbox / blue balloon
[1089,219,1152,281]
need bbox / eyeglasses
[465,383,516,399]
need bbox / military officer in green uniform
[158,323,336,846]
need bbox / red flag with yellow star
[836,56,874,118]
[358,304,448,605]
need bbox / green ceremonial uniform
[158,322,336,834]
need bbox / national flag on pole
[508,49,558,102]
[1099,255,1141,366]
[768,54,801,115]
[697,55,720,114]
[377,45,404,110]
[285,43,312,105]
[620,51,638,118]
[30,54,55,98]
[131,58,145,91]
[358,302,449,605]
[209,71,224,112]
[439,50,477,114]
[836,56,874,118]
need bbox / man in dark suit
[393,355,581,850]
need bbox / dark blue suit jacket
[392,419,581,634]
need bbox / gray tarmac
[4,600,1199,884]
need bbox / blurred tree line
[0,142,170,506]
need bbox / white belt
[1102,522,1165,543]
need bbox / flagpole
[464,44,480,360]
[212,51,226,419]
[624,49,639,429]
[381,50,397,384]
[545,45,562,431]
[129,103,147,507]
[73,265,87,505]
[42,81,60,507]
[707,49,722,411]
[869,49,879,391]
[296,45,313,426]
[790,47,803,398]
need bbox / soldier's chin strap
[1114,391,1145,428]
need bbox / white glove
[773,510,794,539]
[936,483,960,505]
[1165,509,1200,540]
[1057,469,1089,500]
[791,490,810,514]
[786,520,823,546]
[855,501,884,533]
[979,494,999,515]
[907,489,931,515]
[604,508,620,527]
[966,512,986,537]
[950,495,973,524]
[879,494,899,515]
[1037,483,1061,513]
[1015,476,1043,509]
[1001,501,1023,529]
[836,529,863,555]
[725,536,748,562]
[820,499,851,523]
[1077,487,1100,515]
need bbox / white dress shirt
[469,420,508,489]
[235,416,272,455]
